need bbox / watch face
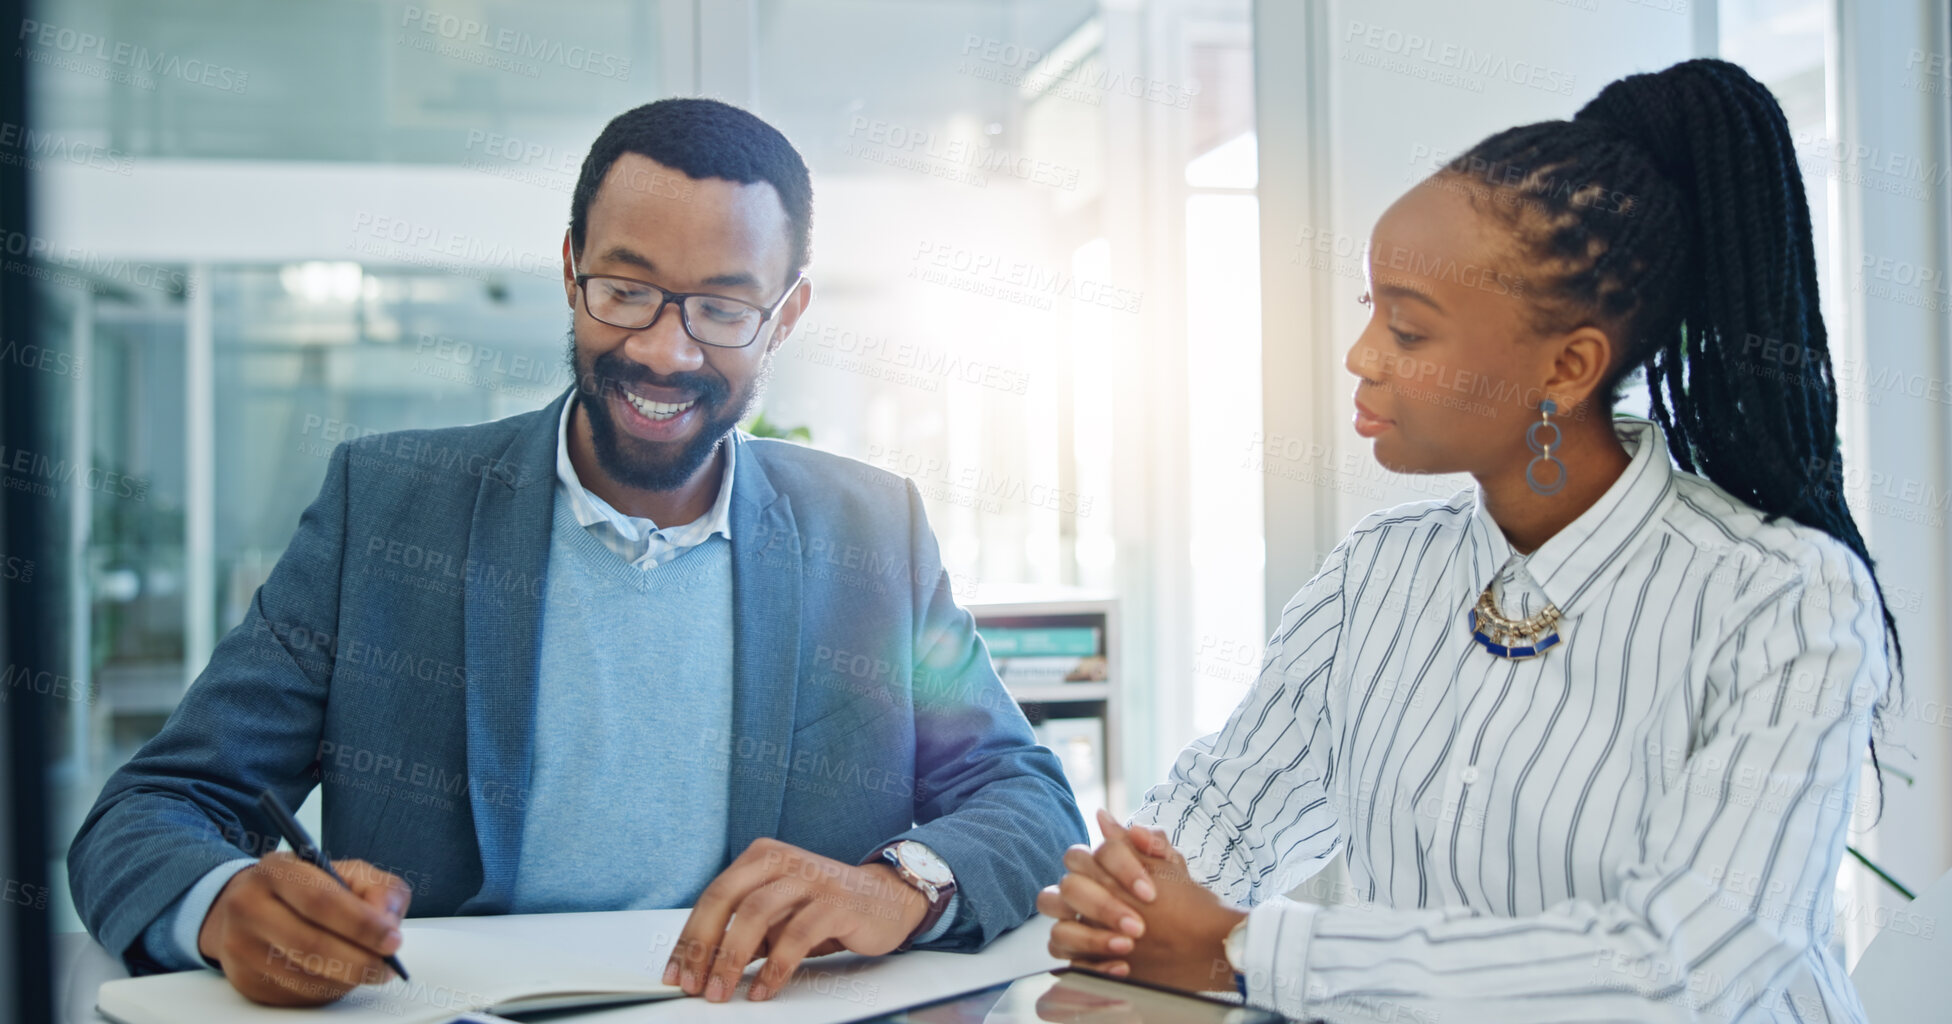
[898,842,953,887]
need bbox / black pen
[255,789,411,982]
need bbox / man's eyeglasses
[569,246,803,349]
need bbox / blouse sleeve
[1129,537,1352,907]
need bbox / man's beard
[565,329,768,493]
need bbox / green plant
[741,409,811,443]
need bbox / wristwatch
[1224,915,1251,996]
[879,840,957,949]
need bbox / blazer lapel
[725,434,803,859]
[455,388,567,913]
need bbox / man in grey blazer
[67,98,1085,1007]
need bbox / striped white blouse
[1132,417,1890,1023]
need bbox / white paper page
[96,925,678,1024]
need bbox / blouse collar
[1465,416,1676,612]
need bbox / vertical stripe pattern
[1132,419,1888,1023]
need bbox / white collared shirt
[1135,417,1887,1023]
[555,395,735,569]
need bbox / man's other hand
[663,837,929,1002]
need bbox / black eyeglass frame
[568,245,805,349]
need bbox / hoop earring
[1526,399,1566,496]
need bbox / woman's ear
[1544,324,1617,414]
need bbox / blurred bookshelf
[967,592,1119,846]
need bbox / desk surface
[55,909,1066,1024]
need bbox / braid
[1441,58,1902,797]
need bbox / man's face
[564,152,809,492]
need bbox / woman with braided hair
[1039,59,1898,1022]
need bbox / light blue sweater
[507,490,734,912]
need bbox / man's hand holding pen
[196,852,412,1006]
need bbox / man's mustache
[582,354,730,406]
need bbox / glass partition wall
[24,0,1258,931]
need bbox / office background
[3,0,1946,1004]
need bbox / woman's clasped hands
[1037,809,1248,993]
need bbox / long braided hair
[1439,58,1902,794]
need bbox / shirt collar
[1466,416,1675,611]
[554,393,736,542]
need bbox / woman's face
[1344,177,1559,477]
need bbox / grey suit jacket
[69,388,1086,970]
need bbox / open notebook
[96,925,682,1024]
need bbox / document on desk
[95,925,681,1024]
